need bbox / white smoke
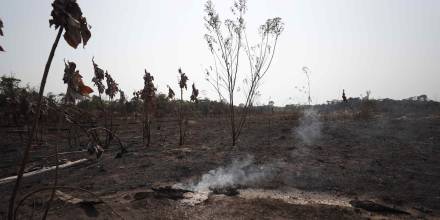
[295,108,322,145]
[174,155,279,192]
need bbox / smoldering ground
[174,155,284,192]
[294,108,322,145]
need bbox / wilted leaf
[105,72,118,99]
[50,0,91,48]
[141,69,157,109]
[63,60,77,84]
[167,85,175,100]
[92,57,105,94]
[0,18,4,51]
[80,18,91,45]
[63,60,94,103]
[190,83,199,103]
[72,71,93,96]
[79,85,93,95]
[178,68,189,89]
[64,28,82,48]
[0,18,3,36]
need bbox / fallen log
[0,158,88,185]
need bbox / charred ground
[0,99,439,219]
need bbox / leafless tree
[204,0,284,146]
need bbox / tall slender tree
[104,71,119,146]
[178,68,189,145]
[204,0,284,146]
[140,69,156,147]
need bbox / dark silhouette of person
[342,89,347,103]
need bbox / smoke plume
[174,155,280,192]
[294,108,322,145]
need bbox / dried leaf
[50,0,91,48]
[167,85,175,100]
[91,57,105,94]
[64,28,82,48]
[80,18,91,46]
[79,85,93,95]
[0,18,4,51]
[178,68,189,90]
[141,69,157,109]
[63,60,94,103]
[0,18,3,36]
[190,83,199,103]
[105,72,118,99]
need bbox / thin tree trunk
[8,27,63,220]
[146,114,151,147]
[230,93,236,146]
[108,98,113,147]
[179,88,183,145]
[41,144,58,220]
[143,103,150,147]
[42,110,62,220]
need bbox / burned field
[0,100,439,219]
[1,1,439,219]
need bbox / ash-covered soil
[0,103,439,219]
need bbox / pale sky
[1,0,439,105]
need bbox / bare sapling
[91,57,108,144]
[140,69,157,147]
[8,0,91,218]
[204,0,284,145]
[104,71,119,147]
[302,67,312,105]
[178,68,189,145]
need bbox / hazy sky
[1,0,439,105]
